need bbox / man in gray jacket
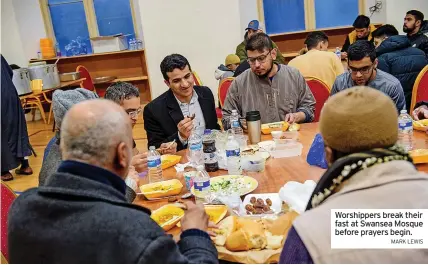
[9,99,218,263]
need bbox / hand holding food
[180,201,209,233]
[159,141,177,155]
[131,152,148,173]
[177,117,194,140]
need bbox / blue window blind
[263,0,306,34]
[93,0,135,41]
[48,0,92,55]
[315,0,359,29]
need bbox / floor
[5,112,149,193]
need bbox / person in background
[143,54,220,151]
[404,10,428,55]
[38,89,139,202]
[331,40,406,111]
[288,31,344,89]
[223,33,315,129]
[1,55,34,181]
[8,99,218,263]
[105,82,177,172]
[236,20,286,64]
[341,15,376,59]
[372,24,428,112]
[280,87,428,264]
[215,54,240,82]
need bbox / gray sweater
[39,136,136,202]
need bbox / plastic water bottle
[137,39,143,49]
[188,129,204,166]
[397,110,413,152]
[129,38,135,50]
[230,110,243,135]
[147,146,163,183]
[226,135,242,175]
[335,47,341,59]
[193,165,211,203]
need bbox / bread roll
[237,219,267,249]
[265,231,284,250]
[214,216,237,246]
[225,230,251,251]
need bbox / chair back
[410,65,428,113]
[76,65,96,92]
[218,77,234,107]
[1,182,17,263]
[192,71,203,86]
[305,77,330,122]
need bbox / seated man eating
[143,54,220,151]
[331,40,406,111]
[222,32,315,129]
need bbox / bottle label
[194,180,210,192]
[204,152,218,164]
[398,121,412,130]
[190,142,202,151]
[232,120,240,128]
[147,158,161,168]
[226,149,240,157]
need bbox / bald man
[8,99,218,263]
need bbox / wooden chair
[410,65,428,113]
[20,95,47,124]
[192,71,203,86]
[1,182,17,263]
[76,65,101,96]
[215,77,234,119]
[305,77,330,122]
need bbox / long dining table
[134,122,428,236]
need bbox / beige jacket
[294,160,428,263]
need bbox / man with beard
[403,10,428,55]
[222,33,315,129]
[331,41,406,112]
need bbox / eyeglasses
[247,50,272,65]
[127,107,142,118]
[348,64,374,75]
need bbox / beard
[255,61,274,79]
[403,25,415,33]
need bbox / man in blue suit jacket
[373,24,428,112]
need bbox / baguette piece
[237,219,267,249]
[225,230,251,251]
[214,216,237,246]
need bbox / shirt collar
[174,89,198,106]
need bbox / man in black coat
[8,99,218,263]
[1,55,33,181]
[372,24,428,112]
[404,10,428,55]
[144,54,220,151]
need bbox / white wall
[138,0,242,102]
[385,0,428,34]
[1,0,27,66]
[365,0,387,24]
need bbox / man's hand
[180,201,209,232]
[177,117,194,140]
[341,52,348,60]
[158,141,177,155]
[131,152,148,173]
[285,112,305,124]
[413,105,428,121]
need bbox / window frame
[258,0,365,34]
[39,0,140,44]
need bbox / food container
[28,64,60,90]
[270,142,303,159]
[151,204,185,231]
[139,179,183,200]
[90,34,128,53]
[59,72,80,82]
[241,154,265,172]
[409,149,428,164]
[273,131,298,145]
[261,121,289,135]
[12,68,32,95]
[242,193,282,216]
[161,154,181,170]
[177,205,228,227]
[413,119,428,131]
[279,180,316,214]
[93,76,117,84]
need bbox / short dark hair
[372,24,399,38]
[304,31,329,50]
[245,33,273,52]
[353,15,370,28]
[160,54,192,81]
[407,10,424,22]
[104,82,139,104]
[348,40,376,62]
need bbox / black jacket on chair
[143,86,220,151]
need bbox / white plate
[258,141,275,152]
[242,193,281,216]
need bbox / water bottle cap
[400,109,407,114]
[204,129,211,135]
[149,146,155,150]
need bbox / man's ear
[116,142,130,170]
[164,80,170,87]
[271,48,278,61]
[373,58,379,69]
[416,20,422,27]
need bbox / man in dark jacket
[404,10,428,55]
[372,24,428,111]
[8,99,218,263]
[144,54,220,151]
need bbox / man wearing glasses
[331,41,406,112]
[105,82,177,173]
[222,33,315,129]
